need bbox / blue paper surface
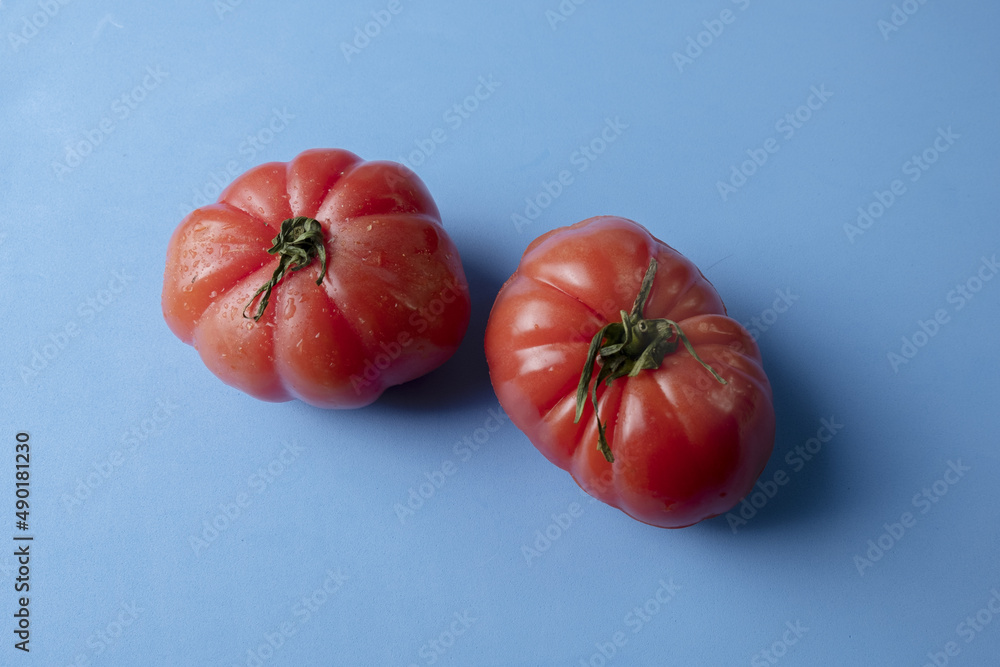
[1,1,998,665]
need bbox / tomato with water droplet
[163,148,471,408]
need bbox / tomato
[162,148,470,408]
[485,216,775,528]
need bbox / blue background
[2,1,999,665]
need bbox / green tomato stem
[573,258,727,463]
[243,216,329,321]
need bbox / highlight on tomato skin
[162,148,471,409]
[484,216,776,529]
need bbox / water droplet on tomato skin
[209,291,218,298]
[283,299,296,320]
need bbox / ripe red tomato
[162,148,470,408]
[485,216,775,528]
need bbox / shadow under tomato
[701,347,837,534]
[375,251,509,414]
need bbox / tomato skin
[162,149,470,408]
[485,216,775,528]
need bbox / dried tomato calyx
[573,258,726,463]
[243,216,329,321]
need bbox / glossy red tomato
[485,216,775,528]
[163,148,470,408]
